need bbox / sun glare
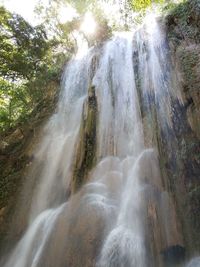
[58,5,77,24]
[80,12,96,35]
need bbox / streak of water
[93,32,144,157]
[3,204,66,267]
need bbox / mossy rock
[72,85,98,193]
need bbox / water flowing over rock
[0,13,199,267]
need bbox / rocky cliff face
[163,0,200,255]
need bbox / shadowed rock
[72,85,98,193]
[161,245,186,266]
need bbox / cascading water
[0,14,198,267]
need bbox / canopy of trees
[0,0,178,132]
[0,6,70,131]
[0,1,113,132]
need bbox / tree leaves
[129,0,165,11]
[0,6,51,80]
[0,6,64,132]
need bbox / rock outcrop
[164,0,200,254]
[72,85,98,193]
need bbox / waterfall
[1,14,195,267]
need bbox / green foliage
[0,1,113,132]
[0,6,67,132]
[67,0,96,14]
[166,0,200,42]
[165,0,189,23]
[36,0,112,47]
[35,1,76,54]
[0,6,51,80]
[130,0,151,11]
[0,78,31,131]
[162,2,178,14]
[129,0,164,11]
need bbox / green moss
[179,49,199,87]
[166,0,200,43]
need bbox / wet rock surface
[72,85,98,193]
[161,245,186,266]
[164,0,200,254]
